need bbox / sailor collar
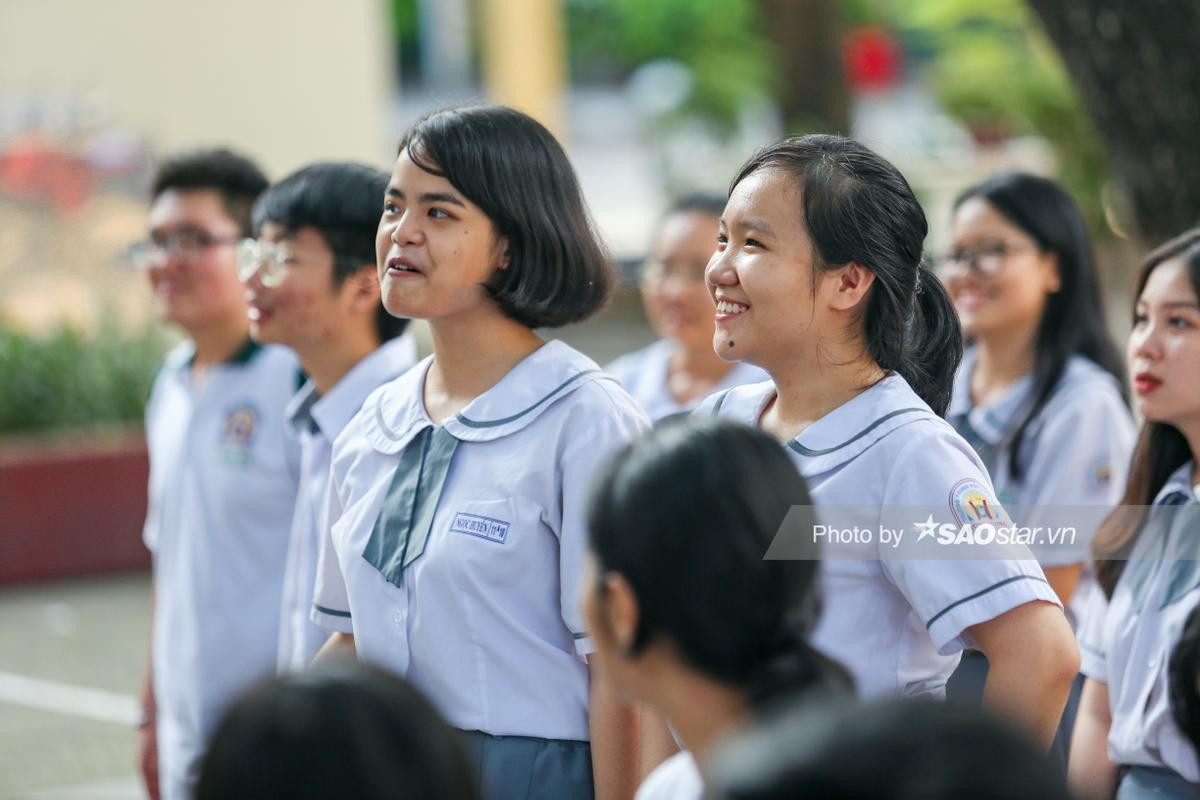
[712,373,935,473]
[946,348,1034,447]
[364,339,609,453]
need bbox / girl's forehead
[1142,259,1197,302]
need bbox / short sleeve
[310,469,353,634]
[1019,388,1136,566]
[881,426,1062,655]
[1077,587,1110,681]
[141,372,166,554]
[557,394,651,656]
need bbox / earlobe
[830,262,875,310]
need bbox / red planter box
[0,427,150,584]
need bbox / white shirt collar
[946,347,1035,446]
[364,339,611,452]
[287,333,418,440]
[1154,460,1200,505]
[712,373,937,473]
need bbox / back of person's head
[586,417,845,708]
[151,148,268,238]
[730,134,961,416]
[252,162,408,342]
[196,660,477,800]
[954,171,1126,479]
[397,104,613,328]
[710,698,1072,800]
[1171,602,1200,759]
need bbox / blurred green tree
[566,0,774,132]
[1026,0,1200,246]
[850,0,1112,236]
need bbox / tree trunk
[1026,0,1200,246]
[758,0,851,134]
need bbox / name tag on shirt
[450,512,510,544]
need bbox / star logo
[914,514,939,541]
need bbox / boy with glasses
[238,162,415,674]
[135,149,302,800]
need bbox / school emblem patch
[949,478,1007,526]
[219,404,259,465]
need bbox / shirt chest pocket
[432,498,555,586]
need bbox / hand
[137,717,160,800]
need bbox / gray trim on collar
[786,407,927,457]
[711,389,733,417]
[454,370,600,429]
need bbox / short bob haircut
[397,105,613,328]
[253,162,409,343]
[196,659,477,800]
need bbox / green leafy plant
[0,320,170,436]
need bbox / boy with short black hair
[239,162,416,672]
[136,148,302,800]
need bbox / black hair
[397,105,613,328]
[953,172,1127,480]
[587,417,849,708]
[150,148,268,237]
[730,135,962,416]
[1094,228,1200,597]
[252,162,409,343]
[665,192,727,219]
[710,698,1072,800]
[196,659,477,800]
[1171,602,1200,759]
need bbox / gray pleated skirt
[458,729,594,800]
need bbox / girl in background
[607,195,767,421]
[1070,229,1200,799]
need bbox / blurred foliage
[850,0,1111,235]
[0,319,169,435]
[566,0,774,132]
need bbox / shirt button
[392,611,402,625]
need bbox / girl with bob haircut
[1070,229,1200,799]
[584,417,850,800]
[310,105,649,800]
[699,134,1078,748]
[606,194,767,420]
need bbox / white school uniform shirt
[311,340,650,740]
[605,338,769,421]
[698,373,1060,699]
[1078,461,1200,782]
[276,334,417,673]
[142,339,301,800]
[635,752,703,800]
[947,348,1135,627]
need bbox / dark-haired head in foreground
[710,698,1072,800]
[196,659,477,800]
[584,417,848,769]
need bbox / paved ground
[0,305,656,800]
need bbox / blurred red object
[845,26,903,92]
[0,133,93,212]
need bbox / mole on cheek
[728,340,735,348]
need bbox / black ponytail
[587,418,840,704]
[731,135,962,415]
